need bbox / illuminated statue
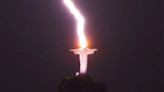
[70,48,97,74]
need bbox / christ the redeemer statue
[70,48,97,74]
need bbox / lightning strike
[63,0,97,74]
[63,0,87,48]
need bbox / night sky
[0,0,162,92]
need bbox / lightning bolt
[63,0,87,48]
